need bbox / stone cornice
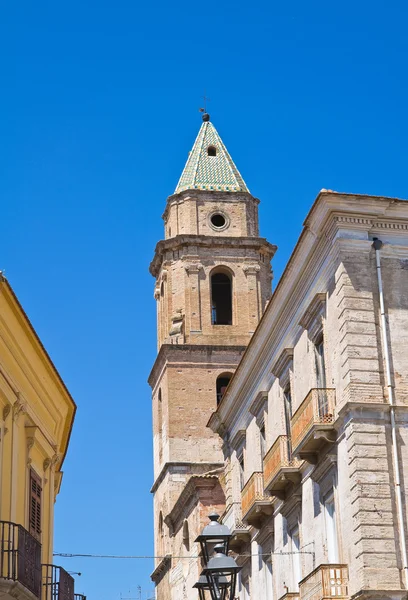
[150,461,224,494]
[165,475,220,534]
[150,555,172,584]
[149,235,276,277]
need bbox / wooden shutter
[29,469,42,540]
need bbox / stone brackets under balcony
[299,564,348,600]
[263,435,302,499]
[241,472,273,528]
[221,503,250,553]
[291,389,336,463]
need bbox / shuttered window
[29,469,42,540]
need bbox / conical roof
[175,118,249,194]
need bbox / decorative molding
[271,348,294,380]
[43,458,52,471]
[150,555,172,584]
[166,475,220,533]
[299,293,326,341]
[154,287,160,300]
[3,404,11,421]
[230,429,246,451]
[12,396,27,422]
[249,390,268,418]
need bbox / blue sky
[1,1,408,598]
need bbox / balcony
[263,435,302,499]
[299,564,348,600]
[74,595,86,600]
[278,594,299,600]
[0,520,41,599]
[291,389,336,463]
[42,565,74,600]
[221,503,250,553]
[241,472,273,528]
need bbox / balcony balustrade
[221,502,250,553]
[241,472,273,528]
[299,564,348,600]
[0,520,41,598]
[74,595,86,600]
[42,565,74,600]
[263,435,302,499]
[291,389,336,462]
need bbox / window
[182,519,190,551]
[207,145,217,156]
[29,469,42,540]
[210,213,226,228]
[260,423,266,460]
[291,527,301,590]
[314,335,329,417]
[238,452,245,490]
[158,389,163,459]
[324,490,339,562]
[216,373,232,405]
[283,385,292,459]
[211,272,232,325]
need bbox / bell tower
[149,113,276,599]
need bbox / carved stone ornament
[3,404,11,421]
[26,437,35,466]
[43,458,52,471]
[243,264,260,276]
[184,263,202,274]
[12,396,27,422]
[169,309,184,336]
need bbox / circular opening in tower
[210,213,226,228]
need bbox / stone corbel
[243,265,260,276]
[12,395,27,422]
[154,287,160,300]
[184,264,202,275]
[27,436,35,466]
[169,309,184,337]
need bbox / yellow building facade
[0,273,79,600]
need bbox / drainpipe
[372,237,408,589]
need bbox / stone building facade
[208,191,408,600]
[149,115,275,598]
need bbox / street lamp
[201,544,241,600]
[194,514,241,600]
[195,513,231,563]
[193,575,229,600]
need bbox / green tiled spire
[175,118,249,194]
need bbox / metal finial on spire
[199,92,210,122]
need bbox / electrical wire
[54,551,314,559]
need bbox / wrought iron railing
[42,564,74,600]
[291,389,336,452]
[263,435,302,489]
[299,564,348,600]
[241,472,271,517]
[0,520,41,597]
[74,594,86,600]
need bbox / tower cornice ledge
[148,343,247,388]
[149,235,277,277]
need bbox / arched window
[207,145,217,156]
[158,512,164,554]
[158,389,163,459]
[182,519,190,551]
[211,272,232,325]
[216,373,232,405]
